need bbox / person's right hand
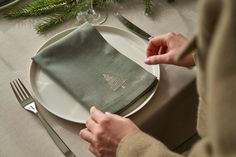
[145,32,195,67]
[79,106,139,157]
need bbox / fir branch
[35,0,89,33]
[92,0,120,8]
[3,0,156,33]
[35,13,72,33]
[144,0,152,15]
[4,0,68,18]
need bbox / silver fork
[10,79,76,157]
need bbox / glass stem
[89,0,98,17]
[90,0,94,10]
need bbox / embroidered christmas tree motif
[103,74,126,91]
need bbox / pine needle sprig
[94,0,119,5]
[4,0,67,18]
[144,0,152,15]
[35,13,73,33]
[35,0,89,33]
[3,0,164,33]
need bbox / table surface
[0,0,198,156]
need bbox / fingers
[158,45,168,55]
[80,128,94,143]
[81,107,139,157]
[86,116,99,133]
[80,107,106,144]
[146,35,168,57]
[146,45,161,57]
[145,53,172,65]
[90,106,106,123]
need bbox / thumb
[145,54,171,65]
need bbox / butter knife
[115,12,153,41]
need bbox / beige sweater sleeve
[191,0,236,156]
[117,131,182,157]
[205,0,236,156]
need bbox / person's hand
[145,32,195,67]
[79,106,140,157]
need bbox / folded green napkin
[33,23,157,113]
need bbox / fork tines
[10,79,77,157]
[10,79,31,102]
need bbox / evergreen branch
[4,0,67,18]
[3,0,160,33]
[144,0,152,15]
[92,0,119,7]
[35,13,72,33]
[35,0,89,33]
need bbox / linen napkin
[33,22,158,113]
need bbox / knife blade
[0,0,19,8]
[115,12,153,41]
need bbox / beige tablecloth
[0,0,198,156]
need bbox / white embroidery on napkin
[103,74,126,91]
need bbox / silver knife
[115,12,153,41]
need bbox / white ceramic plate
[30,25,160,123]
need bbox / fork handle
[36,112,76,157]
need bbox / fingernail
[90,106,96,113]
[145,58,150,64]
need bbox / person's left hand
[80,106,140,157]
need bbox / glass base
[76,9,107,26]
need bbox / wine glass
[76,0,107,25]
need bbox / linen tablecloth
[0,0,198,156]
